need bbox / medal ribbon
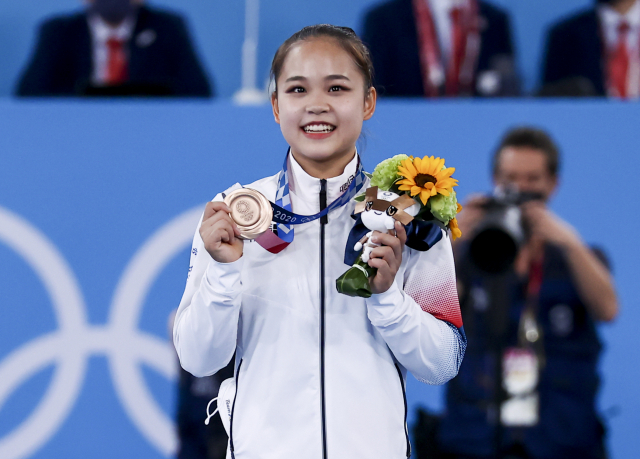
[255,151,367,254]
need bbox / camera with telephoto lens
[468,187,544,274]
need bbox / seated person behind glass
[16,0,212,97]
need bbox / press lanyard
[518,255,545,356]
[500,255,545,427]
[526,257,544,300]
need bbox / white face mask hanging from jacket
[204,377,236,436]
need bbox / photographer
[436,127,618,459]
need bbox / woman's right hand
[199,201,244,263]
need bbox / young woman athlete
[173,24,465,459]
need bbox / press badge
[501,347,539,426]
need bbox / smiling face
[271,38,376,178]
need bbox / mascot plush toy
[336,186,420,298]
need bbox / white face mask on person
[90,0,136,25]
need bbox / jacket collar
[288,153,360,205]
[88,13,136,42]
[598,0,640,30]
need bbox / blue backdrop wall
[3,0,596,98]
[0,99,638,459]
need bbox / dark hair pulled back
[270,24,374,94]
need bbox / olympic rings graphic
[0,205,204,459]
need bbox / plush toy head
[358,187,420,232]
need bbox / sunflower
[448,217,462,241]
[397,156,458,205]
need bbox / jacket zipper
[231,184,408,458]
[319,179,328,459]
[395,363,412,458]
[230,359,243,459]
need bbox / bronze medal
[223,188,273,240]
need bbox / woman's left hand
[367,221,407,294]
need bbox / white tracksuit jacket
[173,154,466,459]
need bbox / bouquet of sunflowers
[368,154,461,239]
[336,154,461,298]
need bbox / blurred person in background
[361,0,519,97]
[16,0,212,97]
[175,358,234,459]
[169,311,234,459]
[413,127,618,459]
[540,0,639,98]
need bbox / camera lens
[469,227,519,273]
[468,200,524,274]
